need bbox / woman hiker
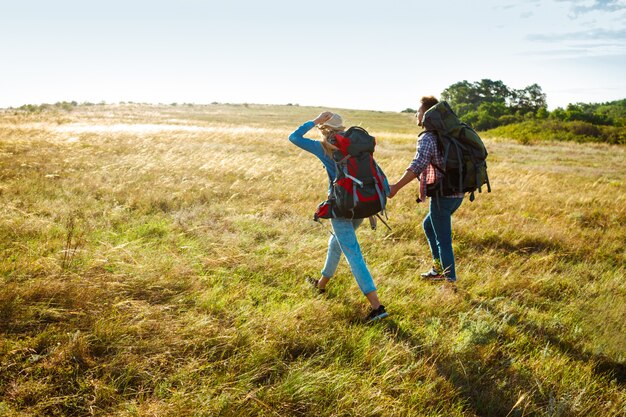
[288,111,388,322]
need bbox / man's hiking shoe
[305,276,326,294]
[365,305,388,323]
[420,268,446,281]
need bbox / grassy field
[0,103,624,416]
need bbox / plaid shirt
[407,131,464,201]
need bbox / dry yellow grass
[0,103,624,416]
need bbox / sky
[1,0,625,111]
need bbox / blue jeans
[423,196,464,281]
[321,218,377,295]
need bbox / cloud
[518,47,590,56]
[520,11,534,18]
[492,4,517,10]
[527,27,626,42]
[555,0,626,18]
[525,28,626,58]
[520,44,626,61]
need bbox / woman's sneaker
[305,276,326,294]
[365,305,388,323]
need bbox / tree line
[403,79,625,133]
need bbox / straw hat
[320,113,344,130]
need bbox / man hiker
[388,96,465,287]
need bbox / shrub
[498,115,522,125]
[485,120,625,144]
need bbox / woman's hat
[320,113,344,130]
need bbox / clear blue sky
[1,0,625,111]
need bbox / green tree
[536,107,549,119]
[479,101,508,119]
[476,79,510,105]
[550,107,567,121]
[510,84,547,115]
[441,79,546,124]
[441,80,479,117]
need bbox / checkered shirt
[407,131,464,201]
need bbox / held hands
[388,171,416,199]
[313,111,334,126]
[388,183,400,198]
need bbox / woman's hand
[313,111,333,126]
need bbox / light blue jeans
[423,196,464,281]
[321,218,377,295]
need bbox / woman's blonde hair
[318,126,341,156]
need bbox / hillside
[1,104,625,416]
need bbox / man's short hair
[420,96,439,111]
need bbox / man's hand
[388,170,417,198]
[388,183,400,198]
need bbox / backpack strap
[368,214,392,232]
[346,173,364,187]
[314,217,337,238]
[336,154,351,165]
[376,213,392,231]
[472,155,480,202]
[455,140,463,193]
[373,177,386,217]
[339,158,364,188]
[426,130,446,197]
[439,138,452,196]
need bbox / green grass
[0,103,625,416]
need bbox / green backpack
[421,101,491,201]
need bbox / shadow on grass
[381,319,527,417]
[460,297,626,387]
[462,232,565,256]
[519,320,626,386]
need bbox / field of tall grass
[1,103,624,416]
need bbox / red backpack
[314,126,389,221]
